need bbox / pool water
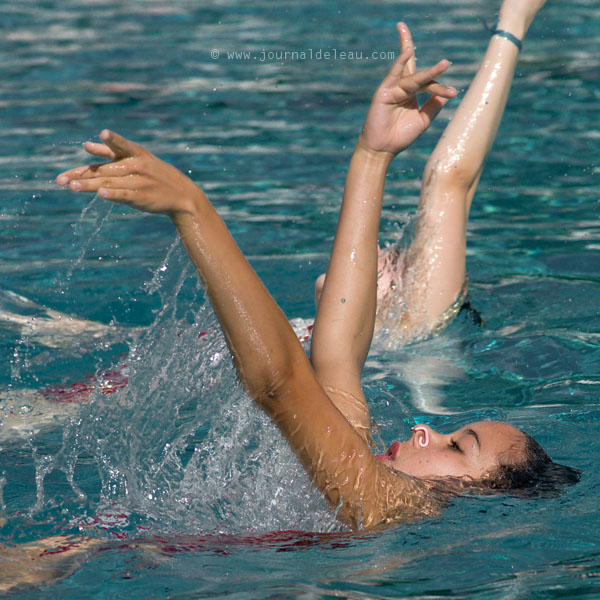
[1,0,599,597]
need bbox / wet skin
[377,421,525,480]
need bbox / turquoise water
[1,0,599,597]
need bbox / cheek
[407,451,465,477]
[395,451,441,475]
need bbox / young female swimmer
[0,1,580,591]
[52,0,576,531]
[55,46,459,530]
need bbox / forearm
[171,191,305,400]
[423,34,520,191]
[311,144,392,374]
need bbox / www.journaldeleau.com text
[213,48,397,62]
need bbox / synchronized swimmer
[0,0,579,591]
[53,0,577,528]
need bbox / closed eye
[450,439,462,453]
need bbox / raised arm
[58,132,302,402]
[402,0,546,325]
[56,131,436,528]
[310,24,457,434]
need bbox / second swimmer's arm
[411,2,542,322]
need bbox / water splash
[13,238,340,536]
[62,194,114,285]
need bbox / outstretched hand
[358,23,457,157]
[56,130,204,215]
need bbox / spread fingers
[401,60,455,95]
[83,141,116,160]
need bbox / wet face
[377,421,526,481]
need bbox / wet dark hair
[484,433,581,498]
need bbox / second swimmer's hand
[358,23,457,157]
[56,130,205,216]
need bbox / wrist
[354,135,395,169]
[169,186,209,223]
[495,14,528,41]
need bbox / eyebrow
[464,428,481,452]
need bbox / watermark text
[210,48,396,62]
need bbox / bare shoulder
[359,462,445,528]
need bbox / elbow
[240,348,302,410]
[423,153,478,193]
[246,368,289,409]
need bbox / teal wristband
[491,26,523,51]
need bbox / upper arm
[261,362,436,529]
[404,168,471,326]
[321,384,372,445]
[310,358,372,444]
[309,248,376,441]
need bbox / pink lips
[376,441,400,462]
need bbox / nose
[411,424,442,449]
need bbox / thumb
[99,129,144,158]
